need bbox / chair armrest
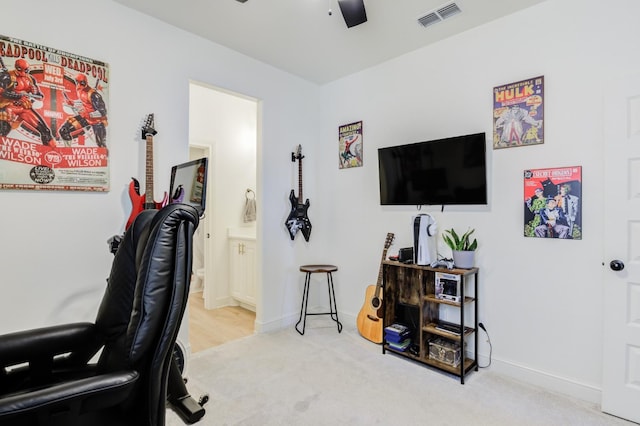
[0,370,139,417]
[0,322,99,367]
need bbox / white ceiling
[113,0,545,85]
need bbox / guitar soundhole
[371,297,381,309]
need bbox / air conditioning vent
[418,12,441,28]
[418,2,461,28]
[437,3,461,19]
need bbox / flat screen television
[378,133,487,206]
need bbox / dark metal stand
[295,265,342,335]
[167,359,208,424]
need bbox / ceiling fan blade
[338,0,367,28]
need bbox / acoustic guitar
[285,144,312,241]
[356,232,395,344]
[125,114,168,230]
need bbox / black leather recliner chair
[0,204,199,426]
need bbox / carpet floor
[166,323,633,426]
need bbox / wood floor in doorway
[188,292,255,353]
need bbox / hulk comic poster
[524,166,582,239]
[493,76,544,149]
[0,34,109,191]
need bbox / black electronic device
[434,320,471,336]
[169,157,208,217]
[377,132,487,206]
[393,303,419,341]
[398,247,414,263]
[337,0,367,28]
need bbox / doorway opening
[187,82,258,353]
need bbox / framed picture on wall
[523,166,582,240]
[0,34,110,192]
[493,76,544,149]
[338,120,363,169]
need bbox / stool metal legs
[295,271,343,335]
[295,272,311,335]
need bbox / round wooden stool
[295,264,343,335]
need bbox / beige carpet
[166,324,632,426]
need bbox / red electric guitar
[125,114,168,230]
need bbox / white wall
[3,0,639,407]
[0,0,319,334]
[318,0,640,402]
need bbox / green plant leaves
[443,228,477,251]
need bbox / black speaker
[338,0,367,28]
[399,247,414,263]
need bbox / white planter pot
[452,250,475,269]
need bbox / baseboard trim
[237,301,256,312]
[486,355,601,405]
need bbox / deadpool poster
[0,34,109,191]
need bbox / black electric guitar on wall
[285,145,312,241]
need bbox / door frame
[189,144,213,306]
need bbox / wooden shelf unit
[381,261,479,384]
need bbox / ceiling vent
[418,2,462,28]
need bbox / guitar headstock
[384,233,395,249]
[291,144,304,162]
[141,113,157,139]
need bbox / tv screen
[169,157,208,217]
[378,133,487,206]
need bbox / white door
[602,73,640,423]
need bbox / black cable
[478,322,492,368]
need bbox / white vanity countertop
[228,227,256,240]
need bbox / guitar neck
[298,157,303,202]
[145,134,154,204]
[375,247,390,291]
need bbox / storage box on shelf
[381,261,478,384]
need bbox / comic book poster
[0,34,109,191]
[338,120,363,169]
[493,76,544,149]
[524,166,582,240]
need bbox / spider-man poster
[0,34,109,191]
[524,166,582,239]
[338,120,363,169]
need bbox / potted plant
[442,228,477,269]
